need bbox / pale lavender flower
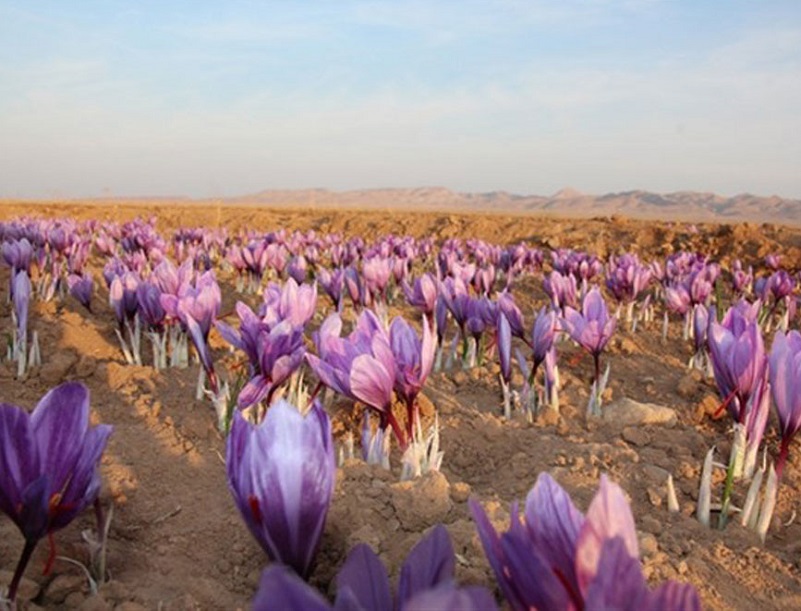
[226,400,335,579]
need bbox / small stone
[40,350,79,385]
[695,394,725,422]
[75,355,98,378]
[618,337,638,355]
[45,573,86,604]
[640,515,663,535]
[676,374,697,399]
[639,533,659,557]
[65,592,86,608]
[451,371,468,387]
[622,426,651,446]
[603,398,677,428]
[647,487,663,507]
[450,481,471,503]
[642,464,670,485]
[79,596,112,611]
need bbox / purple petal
[575,475,639,597]
[350,354,394,411]
[335,543,392,611]
[397,524,455,606]
[403,584,499,611]
[30,382,90,492]
[0,404,39,525]
[584,537,648,609]
[523,472,584,597]
[252,565,331,611]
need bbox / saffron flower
[0,382,112,603]
[389,316,435,440]
[470,473,700,611]
[562,287,616,414]
[769,330,801,479]
[226,400,336,579]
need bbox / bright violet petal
[523,472,584,597]
[0,404,39,524]
[30,382,90,492]
[584,537,648,609]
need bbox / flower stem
[776,437,791,481]
[7,539,38,602]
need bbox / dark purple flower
[136,280,166,330]
[531,307,558,372]
[497,312,512,383]
[12,270,31,346]
[470,472,700,611]
[708,307,767,423]
[67,273,94,312]
[317,267,345,311]
[0,382,112,602]
[2,238,34,274]
[237,320,306,408]
[287,255,309,284]
[389,316,435,438]
[769,330,801,478]
[497,292,526,340]
[226,400,335,579]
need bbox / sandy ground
[1,201,801,610]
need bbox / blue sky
[1,1,799,199]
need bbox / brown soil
[1,201,801,610]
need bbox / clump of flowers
[470,472,700,610]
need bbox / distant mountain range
[220,187,801,225]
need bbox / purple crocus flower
[317,267,345,311]
[260,278,318,330]
[67,273,94,312]
[497,292,526,341]
[470,472,700,611]
[237,320,307,409]
[252,524,497,611]
[562,287,616,388]
[109,271,140,328]
[287,255,308,284]
[306,310,405,444]
[402,273,438,321]
[389,316,435,440]
[769,330,801,479]
[708,307,767,424]
[12,270,31,350]
[531,307,558,373]
[0,382,112,603]
[226,400,335,579]
[363,256,393,305]
[544,271,578,313]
